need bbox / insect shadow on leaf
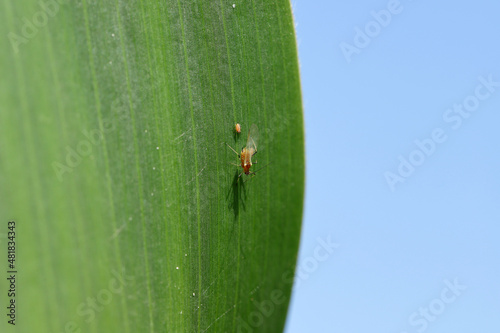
[226,169,247,219]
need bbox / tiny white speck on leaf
[153,167,156,170]
[232,4,235,8]
[193,293,195,296]
[151,193,154,196]
[176,266,179,270]
[111,33,115,37]
[145,129,148,133]
[156,146,159,150]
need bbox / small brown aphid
[235,123,241,134]
[227,124,259,177]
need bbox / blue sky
[286,1,500,332]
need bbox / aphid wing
[246,124,258,151]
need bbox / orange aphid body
[227,124,259,177]
[240,146,256,175]
[235,123,241,133]
[240,124,258,175]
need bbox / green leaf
[0,0,304,332]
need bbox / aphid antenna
[225,142,240,157]
[252,162,271,174]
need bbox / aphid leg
[242,173,256,183]
[225,143,240,157]
[236,171,246,183]
[251,162,271,174]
